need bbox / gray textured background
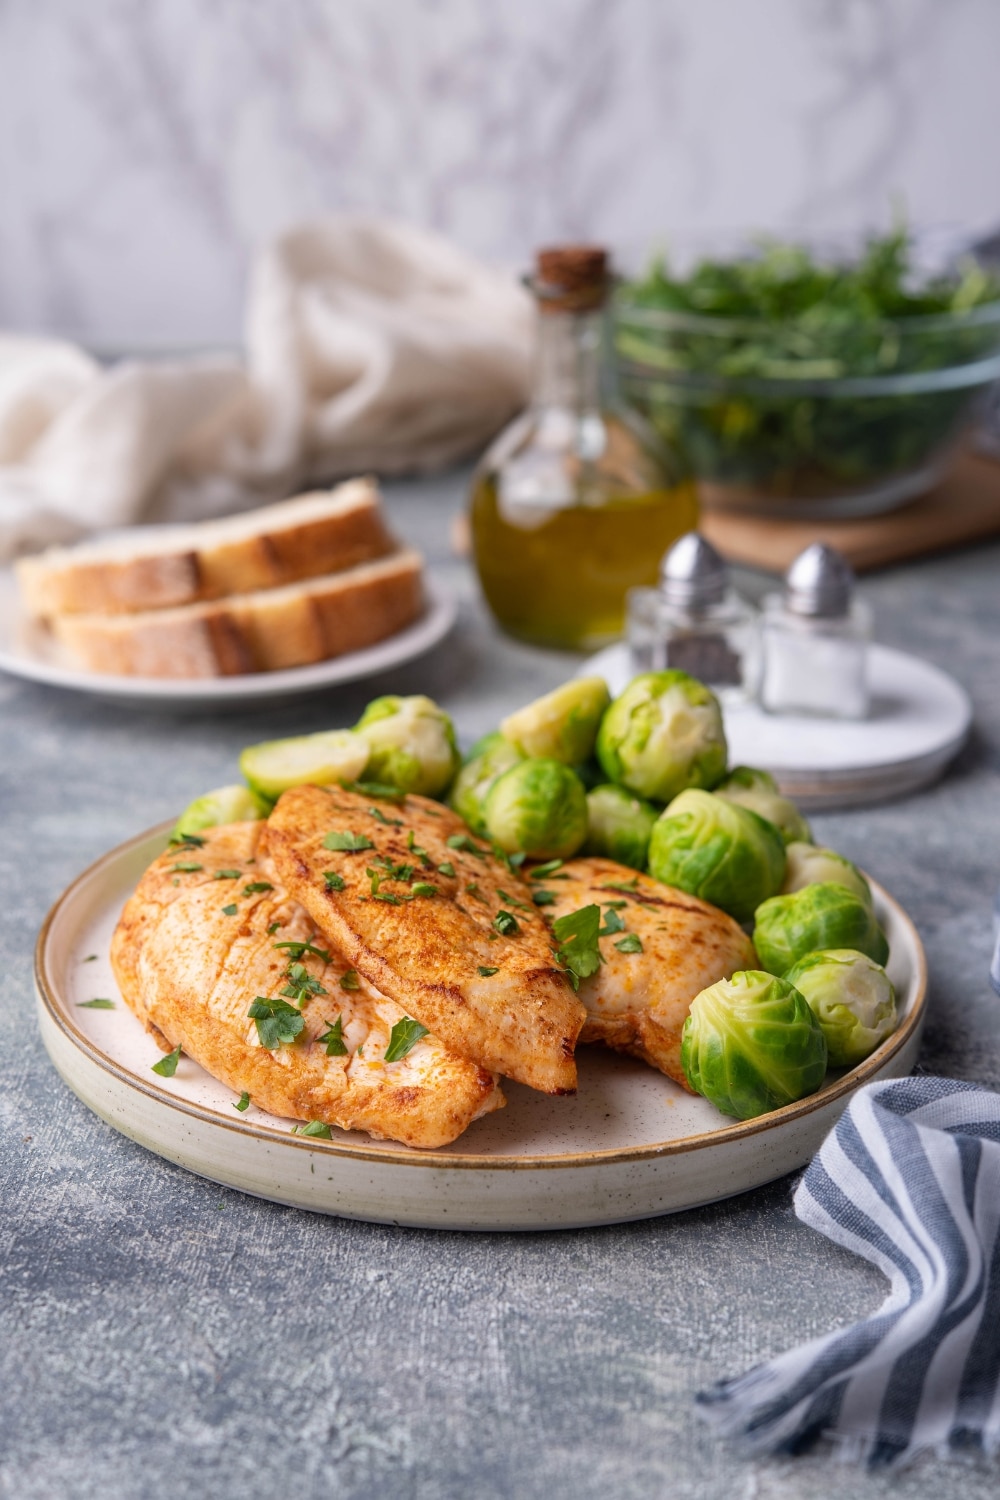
[2,472,999,1498]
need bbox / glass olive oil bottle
[471,246,697,650]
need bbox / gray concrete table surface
[1,467,999,1500]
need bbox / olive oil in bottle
[471,246,697,651]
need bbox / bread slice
[53,549,426,678]
[16,478,395,618]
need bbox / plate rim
[35,820,928,1173]
[0,573,456,701]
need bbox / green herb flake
[465,882,487,904]
[615,933,644,954]
[293,1121,333,1138]
[493,909,519,937]
[280,962,328,1004]
[603,900,628,910]
[242,881,274,896]
[273,940,331,963]
[496,887,532,913]
[171,862,203,873]
[81,955,98,963]
[343,779,407,804]
[600,877,638,893]
[78,997,115,1010]
[221,903,239,917]
[407,830,433,866]
[551,904,603,989]
[374,891,405,905]
[507,851,527,868]
[248,996,306,1050]
[369,805,403,827]
[598,909,626,937]
[436,862,456,878]
[323,830,374,853]
[169,832,206,849]
[234,1091,251,1112]
[152,1045,182,1077]
[317,1014,349,1055]
[384,1017,429,1062]
[446,833,488,859]
[477,966,500,977]
[532,889,556,906]
[323,871,346,891]
[529,859,564,880]
[267,921,282,935]
[214,869,242,881]
[339,970,360,991]
[410,882,438,898]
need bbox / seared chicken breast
[111,822,504,1149]
[541,856,757,1090]
[263,784,586,1094]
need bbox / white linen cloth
[0,217,533,559]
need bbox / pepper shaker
[627,533,760,703]
[759,544,871,718]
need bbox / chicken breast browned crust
[262,784,586,1094]
[111,822,504,1149]
[541,856,757,1090]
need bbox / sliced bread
[53,550,425,678]
[17,478,395,618]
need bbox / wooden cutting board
[699,448,1000,574]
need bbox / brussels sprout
[753,883,889,975]
[715,765,812,847]
[647,789,786,923]
[483,759,588,859]
[448,732,524,835]
[500,677,611,764]
[595,670,727,802]
[781,842,872,907]
[784,949,897,1068]
[354,695,460,797]
[583,784,659,870]
[681,969,828,1120]
[239,729,369,800]
[172,785,269,841]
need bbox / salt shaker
[759,544,871,718]
[627,533,759,703]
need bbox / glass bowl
[614,296,1000,518]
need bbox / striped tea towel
[697,1076,1000,1468]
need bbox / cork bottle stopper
[535,246,609,312]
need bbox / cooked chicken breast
[111,821,504,1149]
[541,856,757,1090]
[262,784,586,1094]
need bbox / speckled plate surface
[35,824,927,1231]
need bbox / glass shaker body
[627,587,760,704]
[760,595,872,718]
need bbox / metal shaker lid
[784,543,855,618]
[659,532,728,610]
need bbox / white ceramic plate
[584,643,971,811]
[35,824,927,1231]
[0,569,456,708]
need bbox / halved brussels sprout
[239,729,369,800]
[647,788,786,923]
[753,882,889,975]
[500,677,611,764]
[172,784,269,841]
[715,766,812,847]
[354,695,460,797]
[595,670,727,803]
[781,842,872,907]
[583,784,658,870]
[681,969,828,1120]
[784,949,897,1068]
[448,732,524,835]
[483,759,588,859]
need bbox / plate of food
[2,478,455,706]
[35,672,926,1230]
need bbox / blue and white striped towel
[697,1076,1000,1468]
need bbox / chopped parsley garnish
[339,970,360,991]
[281,962,328,1005]
[493,910,519,937]
[507,851,527,868]
[248,996,306,1049]
[292,1121,333,1138]
[323,830,374,853]
[171,862,203,873]
[375,855,415,880]
[343,779,407,803]
[323,871,346,891]
[407,830,433,866]
[437,862,455,877]
[496,888,532,913]
[446,833,488,859]
[152,1045,182,1077]
[600,877,638,894]
[603,900,628,910]
[615,933,644,954]
[529,859,564,880]
[477,966,500,977]
[221,904,238,917]
[411,882,438,898]
[242,881,274,896]
[81,955,98,963]
[384,1017,429,1062]
[551,904,603,990]
[266,921,282,935]
[234,1091,250,1112]
[273,940,331,963]
[317,1015,349,1055]
[169,832,206,849]
[214,869,242,880]
[373,891,404,904]
[598,909,626,937]
[465,882,487,903]
[368,805,403,827]
[532,889,556,906]
[78,998,115,1010]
